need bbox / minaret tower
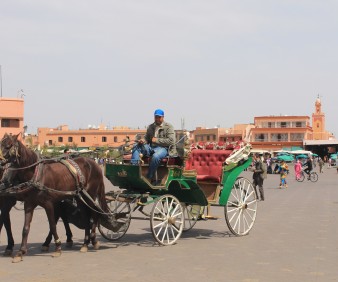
[312,95,326,140]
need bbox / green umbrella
[277,155,294,162]
[296,154,308,159]
[312,153,318,157]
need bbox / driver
[131,109,177,184]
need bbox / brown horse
[0,165,75,255]
[0,133,109,262]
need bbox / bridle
[0,136,21,166]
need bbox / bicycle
[296,170,318,182]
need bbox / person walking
[294,159,302,180]
[279,160,289,188]
[252,153,265,201]
[318,158,324,173]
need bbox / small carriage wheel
[181,204,204,232]
[296,172,305,182]
[224,177,257,236]
[310,172,318,182]
[150,194,184,245]
[98,200,131,241]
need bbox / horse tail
[97,180,109,213]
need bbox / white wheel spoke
[225,177,257,236]
[151,195,183,245]
[154,220,166,229]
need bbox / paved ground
[0,164,337,282]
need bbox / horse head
[0,133,21,165]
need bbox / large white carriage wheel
[150,194,184,245]
[98,200,131,241]
[181,204,204,232]
[224,177,257,236]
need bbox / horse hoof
[12,256,23,263]
[41,245,49,252]
[80,245,88,253]
[51,251,62,258]
[66,241,73,248]
[93,241,100,250]
[3,249,13,257]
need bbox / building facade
[32,124,146,149]
[0,97,24,137]
[248,97,334,151]
[249,115,313,151]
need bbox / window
[268,122,275,128]
[295,121,305,128]
[58,137,63,142]
[114,136,117,142]
[49,140,53,145]
[207,135,210,141]
[68,137,73,142]
[254,134,268,142]
[317,123,319,128]
[1,119,10,127]
[271,133,288,141]
[81,137,86,142]
[102,136,107,142]
[290,133,304,141]
[1,119,19,128]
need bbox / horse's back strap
[60,159,85,188]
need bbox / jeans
[131,144,168,179]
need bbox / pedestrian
[318,158,324,173]
[252,153,265,201]
[294,159,302,180]
[279,160,289,188]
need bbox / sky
[1,1,338,135]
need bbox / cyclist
[303,157,313,179]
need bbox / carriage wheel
[150,195,184,245]
[310,172,318,182]
[224,177,257,236]
[98,200,131,241]
[296,172,305,182]
[182,204,204,232]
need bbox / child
[279,160,289,188]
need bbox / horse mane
[17,140,38,167]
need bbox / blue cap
[154,109,164,117]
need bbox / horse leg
[41,230,53,252]
[90,214,100,250]
[12,203,37,263]
[44,203,62,257]
[61,217,73,248]
[80,207,91,253]
[2,208,15,256]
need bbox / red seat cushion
[185,149,232,183]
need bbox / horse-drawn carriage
[99,138,258,245]
[0,133,257,263]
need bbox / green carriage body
[104,157,252,207]
[100,147,257,245]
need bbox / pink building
[0,98,24,137]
